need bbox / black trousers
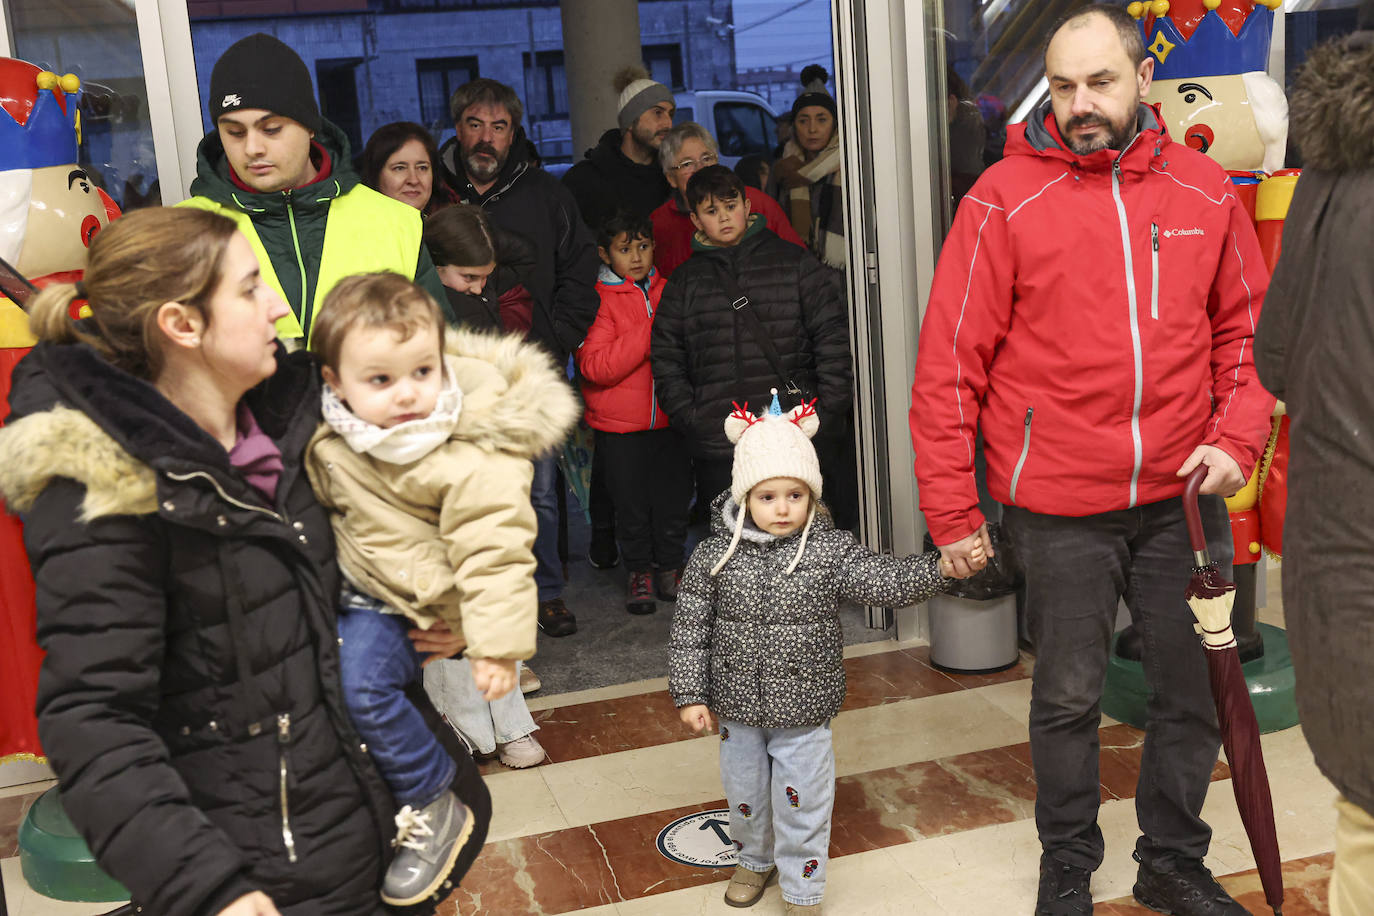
[695,457,734,513]
[588,435,616,538]
[1002,494,1230,871]
[596,427,693,572]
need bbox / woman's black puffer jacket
[650,217,852,461]
[0,341,395,916]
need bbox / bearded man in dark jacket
[437,77,599,637]
[182,33,448,345]
[1254,3,1374,909]
[562,66,675,230]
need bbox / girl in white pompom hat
[667,390,978,914]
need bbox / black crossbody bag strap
[709,261,803,398]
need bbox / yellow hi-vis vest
[179,184,424,346]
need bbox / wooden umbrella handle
[1183,464,1210,562]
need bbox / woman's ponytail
[26,283,83,346]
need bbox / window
[644,43,684,90]
[416,56,479,134]
[714,102,771,158]
[522,50,567,119]
[317,58,363,154]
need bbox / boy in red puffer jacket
[577,213,692,614]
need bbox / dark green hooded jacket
[185,119,449,342]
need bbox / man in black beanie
[181,32,447,344]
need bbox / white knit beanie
[710,390,823,578]
[726,390,822,505]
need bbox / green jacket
[183,120,449,343]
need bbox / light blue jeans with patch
[718,718,835,906]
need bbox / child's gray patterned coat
[669,491,951,729]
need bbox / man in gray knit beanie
[563,65,676,232]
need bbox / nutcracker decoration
[1,56,118,765]
[1107,0,1298,732]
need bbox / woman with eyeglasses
[648,122,804,278]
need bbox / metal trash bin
[923,522,1021,674]
[928,592,1019,673]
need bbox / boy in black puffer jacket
[650,166,853,521]
[669,394,979,914]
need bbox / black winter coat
[562,128,672,230]
[0,343,395,916]
[650,218,853,461]
[439,137,600,365]
[1253,30,1374,816]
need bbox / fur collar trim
[0,406,157,519]
[1291,33,1374,172]
[442,327,580,459]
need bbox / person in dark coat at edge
[180,33,450,346]
[1254,3,1374,911]
[562,66,677,572]
[0,207,489,916]
[436,77,600,638]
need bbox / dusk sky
[731,0,836,73]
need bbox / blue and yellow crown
[0,58,82,172]
[1131,0,1280,80]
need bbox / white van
[672,90,779,167]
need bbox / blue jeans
[718,718,835,906]
[531,455,563,602]
[337,598,457,809]
[1002,494,1229,871]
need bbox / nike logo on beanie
[221,94,242,108]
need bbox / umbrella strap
[1196,622,1237,649]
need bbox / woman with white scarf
[772,84,845,273]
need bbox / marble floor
[1,589,1340,915]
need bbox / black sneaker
[1036,854,1093,915]
[1132,852,1248,915]
[537,598,577,637]
[627,571,656,615]
[587,530,620,569]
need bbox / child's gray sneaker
[380,791,474,906]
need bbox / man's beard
[629,121,666,156]
[1063,110,1138,155]
[463,142,506,183]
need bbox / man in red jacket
[910,6,1273,915]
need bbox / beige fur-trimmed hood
[438,327,580,459]
[0,406,158,520]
